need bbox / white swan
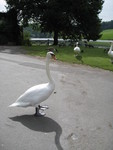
[9,51,56,116]
[74,42,81,54]
[74,42,83,63]
[108,42,113,63]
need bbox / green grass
[24,45,113,71]
[82,47,112,70]
[100,29,113,40]
[23,29,113,71]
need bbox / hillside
[100,29,113,40]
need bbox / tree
[58,0,103,41]
[40,0,66,45]
[6,0,104,45]
[0,8,22,45]
[6,0,44,22]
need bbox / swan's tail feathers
[9,102,30,107]
[9,103,20,107]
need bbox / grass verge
[24,44,113,71]
[100,29,113,40]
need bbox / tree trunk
[53,30,58,45]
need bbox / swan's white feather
[108,42,113,57]
[74,46,80,53]
[74,42,81,54]
[9,83,54,107]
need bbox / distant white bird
[74,42,83,63]
[9,51,56,116]
[74,42,81,55]
[108,42,113,63]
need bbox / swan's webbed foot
[39,105,49,110]
[34,107,46,117]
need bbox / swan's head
[47,51,56,60]
[76,42,79,45]
[47,47,58,53]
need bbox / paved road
[0,46,113,150]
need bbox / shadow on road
[10,115,63,150]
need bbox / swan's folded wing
[13,83,53,106]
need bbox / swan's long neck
[109,43,113,52]
[46,57,55,86]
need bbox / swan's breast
[108,51,113,57]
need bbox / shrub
[23,31,32,46]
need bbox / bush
[23,31,32,46]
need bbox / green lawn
[100,29,113,40]
[24,45,113,71]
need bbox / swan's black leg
[34,107,46,117]
[34,107,39,116]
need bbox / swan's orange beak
[52,55,56,60]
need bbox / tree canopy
[6,0,104,45]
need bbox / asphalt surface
[0,46,113,150]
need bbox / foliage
[24,43,113,71]
[24,25,52,38]
[59,0,103,41]
[0,9,22,45]
[6,0,104,45]
[40,0,104,43]
[6,0,46,25]
[23,31,31,46]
